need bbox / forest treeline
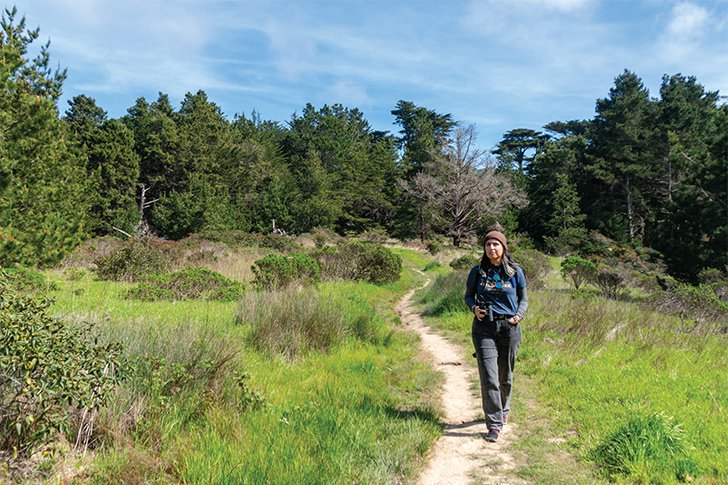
[1,7,726,281]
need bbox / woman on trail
[464,230,528,442]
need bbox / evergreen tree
[0,7,89,266]
[585,70,661,243]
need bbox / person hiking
[464,230,528,442]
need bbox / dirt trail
[396,274,521,485]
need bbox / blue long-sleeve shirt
[464,264,528,319]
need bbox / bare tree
[402,124,526,247]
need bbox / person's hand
[474,306,486,320]
[507,316,521,325]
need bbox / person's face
[485,239,504,262]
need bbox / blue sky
[14,0,728,149]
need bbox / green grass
[43,249,441,484]
[416,264,728,484]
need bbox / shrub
[0,288,122,455]
[359,228,389,243]
[63,268,87,281]
[560,256,597,289]
[449,254,479,270]
[313,241,402,285]
[310,226,340,248]
[94,239,171,282]
[94,325,258,451]
[426,239,442,255]
[356,243,402,284]
[596,267,625,299]
[652,283,728,332]
[252,253,320,290]
[423,261,441,271]
[512,248,551,290]
[0,267,58,293]
[698,267,725,286]
[591,413,697,482]
[127,268,244,301]
[237,286,378,360]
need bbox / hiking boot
[484,429,500,442]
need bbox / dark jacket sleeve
[515,266,528,319]
[464,266,479,313]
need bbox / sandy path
[396,275,521,485]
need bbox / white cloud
[666,2,709,39]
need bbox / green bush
[63,268,88,281]
[596,267,625,299]
[0,267,58,293]
[512,248,550,290]
[0,288,122,455]
[313,241,401,285]
[252,253,320,290]
[127,268,244,301]
[592,413,697,482]
[94,239,171,282]
[449,254,479,270]
[426,239,442,255]
[310,226,340,248]
[560,256,597,289]
[237,286,379,360]
[652,283,728,332]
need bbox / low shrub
[596,267,625,299]
[127,268,244,301]
[237,286,378,360]
[426,239,442,255]
[423,261,441,271]
[449,254,479,270]
[94,239,171,282]
[63,268,87,281]
[310,226,340,248]
[651,283,728,332]
[0,267,58,293]
[560,256,597,289]
[512,248,551,289]
[252,253,320,290]
[358,228,389,243]
[93,325,257,451]
[0,288,122,455]
[313,241,401,285]
[591,413,697,483]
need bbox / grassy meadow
[417,265,727,484]
[20,245,444,484]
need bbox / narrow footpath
[395,274,522,485]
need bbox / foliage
[0,287,122,455]
[313,241,402,284]
[595,267,625,299]
[560,256,597,289]
[127,267,244,301]
[0,267,58,293]
[591,413,697,482]
[512,248,551,290]
[252,253,320,290]
[0,7,90,267]
[237,286,380,361]
[449,254,479,270]
[651,283,728,333]
[309,226,340,248]
[94,239,171,282]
